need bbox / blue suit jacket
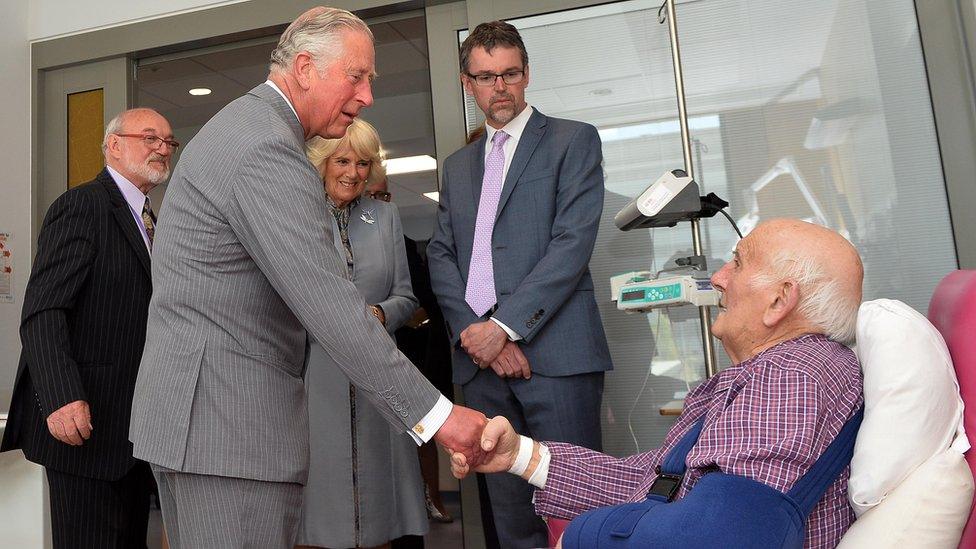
[428,108,613,384]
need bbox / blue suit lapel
[495,109,547,222]
[467,133,487,209]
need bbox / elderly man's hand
[434,404,488,466]
[488,341,531,379]
[460,320,508,366]
[46,400,92,446]
[450,416,521,478]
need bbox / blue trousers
[463,368,604,548]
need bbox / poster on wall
[0,233,12,303]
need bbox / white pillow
[849,299,968,516]
[838,449,973,548]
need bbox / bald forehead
[122,110,170,130]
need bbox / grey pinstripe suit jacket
[128,84,440,484]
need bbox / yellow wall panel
[67,89,104,189]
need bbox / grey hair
[102,108,160,155]
[753,251,859,345]
[269,7,372,74]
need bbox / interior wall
[28,0,249,40]
[2,0,239,412]
[0,1,32,414]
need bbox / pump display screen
[622,289,646,301]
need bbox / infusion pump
[610,272,720,312]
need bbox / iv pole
[661,0,719,378]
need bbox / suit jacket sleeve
[427,159,481,345]
[226,134,440,431]
[19,190,96,415]
[375,204,418,333]
[492,124,605,342]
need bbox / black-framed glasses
[466,70,525,87]
[115,133,180,150]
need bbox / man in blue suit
[427,20,612,548]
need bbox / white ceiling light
[385,155,436,175]
[188,88,212,96]
[422,191,440,203]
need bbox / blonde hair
[269,7,372,74]
[306,118,387,183]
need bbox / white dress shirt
[265,79,451,444]
[480,104,536,341]
[106,166,153,253]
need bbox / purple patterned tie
[465,130,510,316]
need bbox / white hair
[753,251,859,345]
[101,108,160,155]
[269,7,372,74]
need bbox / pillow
[837,449,973,548]
[849,299,968,516]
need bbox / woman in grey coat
[296,119,427,549]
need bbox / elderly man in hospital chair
[452,218,866,548]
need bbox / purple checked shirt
[534,334,863,549]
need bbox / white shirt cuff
[408,394,453,445]
[528,443,551,488]
[490,317,522,341]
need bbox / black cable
[719,209,744,239]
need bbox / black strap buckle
[647,473,683,502]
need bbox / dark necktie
[142,197,156,250]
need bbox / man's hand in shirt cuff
[489,317,522,341]
[432,404,489,466]
[409,395,453,444]
[460,320,508,366]
[448,415,549,488]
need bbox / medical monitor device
[615,169,702,230]
[611,272,720,312]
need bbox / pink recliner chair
[928,269,976,548]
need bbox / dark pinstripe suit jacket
[1,168,152,481]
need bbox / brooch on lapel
[360,209,376,225]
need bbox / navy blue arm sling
[562,408,864,548]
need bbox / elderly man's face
[308,30,375,139]
[107,110,175,193]
[710,234,775,361]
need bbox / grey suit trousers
[152,466,302,549]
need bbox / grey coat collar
[249,83,306,146]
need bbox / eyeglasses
[465,70,525,87]
[366,190,391,202]
[115,133,180,151]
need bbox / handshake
[433,408,529,480]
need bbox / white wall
[0,5,45,547]
[28,0,248,40]
[1,0,33,414]
[2,0,244,409]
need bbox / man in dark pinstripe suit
[1,108,175,548]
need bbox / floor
[422,491,464,549]
[147,490,465,549]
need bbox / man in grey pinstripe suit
[127,8,487,549]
